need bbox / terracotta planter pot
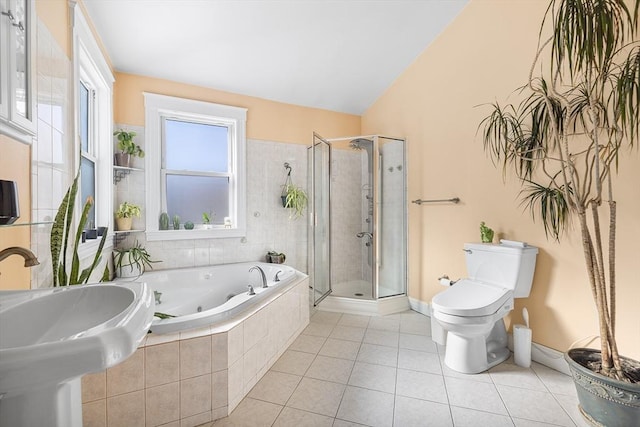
[114,153,131,167]
[565,348,640,427]
[115,217,133,231]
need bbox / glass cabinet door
[13,0,29,120]
[0,0,35,142]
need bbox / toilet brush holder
[513,324,532,368]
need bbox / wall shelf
[0,221,54,228]
[113,229,144,245]
[113,166,143,184]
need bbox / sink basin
[0,282,154,427]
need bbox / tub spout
[0,246,39,267]
[249,265,268,288]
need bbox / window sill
[146,228,246,241]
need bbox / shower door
[309,132,331,305]
[377,137,407,298]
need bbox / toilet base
[443,319,510,374]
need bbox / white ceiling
[84,0,468,115]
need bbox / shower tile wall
[30,20,74,289]
[330,149,363,285]
[115,136,309,273]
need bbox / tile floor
[200,310,588,427]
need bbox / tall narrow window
[79,80,95,227]
[72,1,114,261]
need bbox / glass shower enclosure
[309,133,407,306]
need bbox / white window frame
[144,93,247,241]
[72,2,114,259]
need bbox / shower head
[349,138,372,151]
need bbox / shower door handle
[356,232,373,239]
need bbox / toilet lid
[432,279,513,317]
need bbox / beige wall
[114,73,360,144]
[35,0,70,58]
[362,0,640,359]
[0,136,31,290]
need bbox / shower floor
[315,280,404,300]
[331,280,373,299]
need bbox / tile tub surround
[197,310,588,427]
[81,275,309,427]
[114,136,310,274]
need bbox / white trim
[70,1,114,86]
[507,334,571,375]
[144,92,247,241]
[71,0,113,255]
[317,295,409,316]
[408,296,431,316]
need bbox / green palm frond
[521,181,572,240]
[545,0,636,77]
[479,102,524,175]
[615,46,640,142]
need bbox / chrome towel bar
[412,197,460,205]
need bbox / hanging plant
[280,162,308,219]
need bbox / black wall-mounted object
[0,180,20,225]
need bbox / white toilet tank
[464,241,538,297]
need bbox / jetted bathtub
[143,262,300,334]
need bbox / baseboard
[408,297,430,316]
[507,336,570,375]
[407,298,569,375]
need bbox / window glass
[165,175,229,224]
[79,79,95,228]
[165,119,228,172]
[80,156,95,227]
[79,82,89,153]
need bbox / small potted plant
[113,129,144,167]
[201,211,214,229]
[115,201,141,231]
[480,222,494,243]
[113,241,160,278]
[266,250,286,264]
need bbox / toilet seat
[432,279,512,317]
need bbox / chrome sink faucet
[0,247,39,267]
[249,265,268,288]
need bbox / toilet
[431,240,538,374]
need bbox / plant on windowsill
[113,241,160,279]
[201,211,214,229]
[113,129,144,168]
[115,202,141,231]
[479,0,640,424]
[51,172,110,286]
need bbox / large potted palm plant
[480,0,639,425]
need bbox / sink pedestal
[0,378,82,427]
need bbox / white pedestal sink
[0,282,154,427]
